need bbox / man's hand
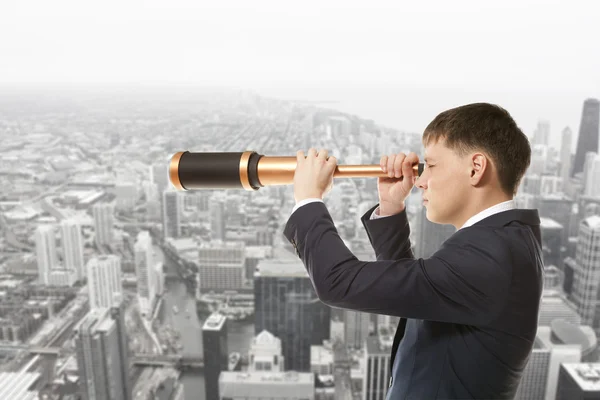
[293,148,338,203]
[378,152,420,215]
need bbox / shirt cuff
[370,206,388,219]
[291,198,324,216]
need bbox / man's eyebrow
[424,157,435,162]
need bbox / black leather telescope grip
[177,151,262,190]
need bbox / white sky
[1,0,599,146]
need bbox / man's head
[415,103,531,228]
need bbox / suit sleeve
[283,201,511,326]
[360,203,415,261]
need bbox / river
[154,244,255,400]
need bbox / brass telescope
[169,151,424,191]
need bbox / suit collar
[470,208,540,228]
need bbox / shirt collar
[458,199,516,230]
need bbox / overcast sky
[1,0,599,147]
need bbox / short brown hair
[422,103,531,196]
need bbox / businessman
[283,103,544,399]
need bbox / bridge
[0,343,204,369]
[0,343,62,356]
[131,354,204,369]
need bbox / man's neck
[453,192,513,229]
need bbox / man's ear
[469,153,488,186]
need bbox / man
[283,103,544,400]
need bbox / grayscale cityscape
[0,87,599,400]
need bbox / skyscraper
[202,313,228,400]
[560,127,573,188]
[254,259,331,372]
[87,255,123,309]
[584,154,600,197]
[75,301,131,400]
[569,215,600,335]
[557,363,600,400]
[533,120,551,146]
[152,162,170,197]
[363,335,392,400]
[35,224,58,285]
[210,196,226,241]
[134,231,155,318]
[343,309,370,349]
[60,218,85,281]
[513,337,551,400]
[571,98,600,178]
[93,202,115,247]
[162,190,182,238]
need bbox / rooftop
[540,217,563,230]
[220,370,313,385]
[562,363,600,391]
[254,259,308,278]
[583,215,600,231]
[202,312,226,331]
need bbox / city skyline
[0,85,600,399]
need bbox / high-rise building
[560,127,573,190]
[151,162,170,197]
[254,259,331,372]
[75,301,131,400]
[60,218,85,281]
[571,98,600,178]
[134,231,155,318]
[35,224,58,285]
[115,182,137,211]
[569,216,600,335]
[162,190,182,238]
[343,309,370,349]
[584,154,600,197]
[533,320,591,400]
[48,269,78,286]
[540,218,565,267]
[541,176,564,196]
[539,289,581,327]
[557,363,600,400]
[202,313,228,400]
[538,195,573,241]
[363,335,392,400]
[533,120,551,147]
[247,330,284,372]
[87,255,123,309]
[415,204,456,258]
[197,240,245,292]
[531,144,550,175]
[210,196,226,241]
[219,330,315,399]
[513,337,551,400]
[93,202,115,247]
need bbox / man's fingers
[308,148,318,158]
[380,155,387,173]
[297,150,304,163]
[404,152,420,167]
[402,157,415,184]
[317,148,328,161]
[387,154,397,178]
[394,153,406,178]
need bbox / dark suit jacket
[283,202,544,400]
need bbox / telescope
[169,151,424,191]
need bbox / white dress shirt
[291,198,516,228]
